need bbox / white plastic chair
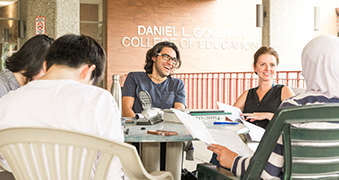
[0,127,173,180]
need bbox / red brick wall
[106,0,262,89]
[106,0,337,90]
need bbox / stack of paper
[172,109,254,157]
[216,102,265,142]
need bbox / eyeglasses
[157,53,179,66]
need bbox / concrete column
[262,0,315,71]
[20,0,79,41]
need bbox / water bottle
[110,75,122,116]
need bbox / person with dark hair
[207,34,339,180]
[233,46,294,129]
[0,34,128,179]
[122,41,190,169]
[0,35,54,98]
[122,41,185,117]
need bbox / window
[0,0,18,71]
[80,0,106,87]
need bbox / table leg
[165,142,183,180]
[140,142,161,172]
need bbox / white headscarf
[302,35,339,98]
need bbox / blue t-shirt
[122,71,186,113]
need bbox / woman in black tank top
[209,46,295,168]
[233,46,295,129]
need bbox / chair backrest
[0,127,173,180]
[242,104,339,179]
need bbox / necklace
[148,73,167,82]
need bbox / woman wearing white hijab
[283,35,339,105]
[207,35,339,179]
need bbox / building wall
[263,0,337,71]
[106,0,262,88]
[314,0,338,37]
[106,0,336,89]
[23,0,79,39]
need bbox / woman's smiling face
[254,53,277,82]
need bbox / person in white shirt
[0,34,128,179]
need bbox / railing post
[298,72,301,87]
[192,74,198,109]
[171,70,302,109]
[286,72,289,86]
[207,73,210,109]
[223,73,226,104]
[250,73,253,89]
[229,73,232,105]
[186,74,190,109]
[235,73,239,102]
[212,73,215,109]
[201,73,203,109]
[243,72,246,93]
[217,73,220,108]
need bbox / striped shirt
[231,92,339,179]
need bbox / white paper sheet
[172,109,255,157]
[216,102,243,121]
[239,119,265,142]
[172,109,216,145]
[209,129,254,157]
[216,102,265,142]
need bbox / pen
[213,121,239,125]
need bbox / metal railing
[172,71,305,109]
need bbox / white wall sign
[121,25,259,50]
[35,16,46,35]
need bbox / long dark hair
[5,35,54,83]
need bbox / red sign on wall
[35,16,46,35]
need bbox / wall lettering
[122,25,259,50]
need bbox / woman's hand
[207,144,238,168]
[242,112,274,121]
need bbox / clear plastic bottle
[110,75,122,116]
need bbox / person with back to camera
[233,46,294,129]
[207,35,339,179]
[0,34,129,179]
[0,35,54,98]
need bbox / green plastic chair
[197,104,339,180]
[0,127,173,180]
